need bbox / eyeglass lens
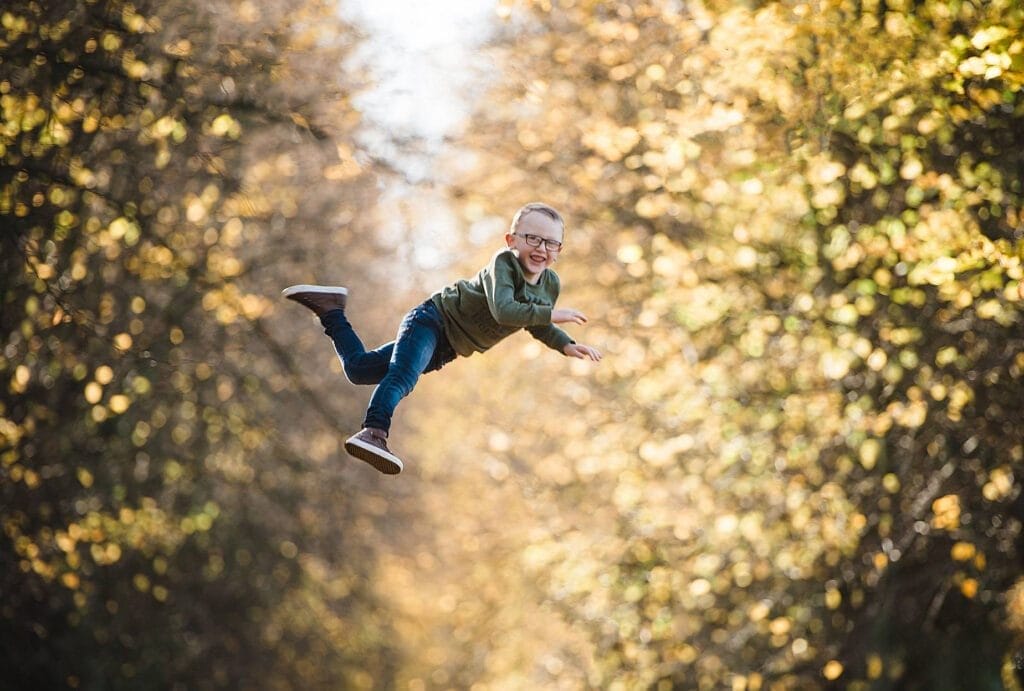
[521,233,561,251]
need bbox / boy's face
[506,212,564,282]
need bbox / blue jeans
[320,300,456,432]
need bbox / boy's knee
[344,365,379,386]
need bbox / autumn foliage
[3,0,1024,690]
[431,0,1024,688]
[2,0,393,688]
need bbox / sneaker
[344,427,403,474]
[282,284,348,316]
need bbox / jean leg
[320,310,393,385]
[362,308,441,432]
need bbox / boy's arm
[526,324,575,353]
[483,253,554,327]
[528,327,603,360]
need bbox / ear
[505,232,516,248]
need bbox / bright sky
[343,0,497,179]
[341,0,500,274]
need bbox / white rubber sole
[282,284,348,297]
[344,436,403,475]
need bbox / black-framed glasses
[514,232,563,252]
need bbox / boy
[282,202,602,474]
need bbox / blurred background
[2,1,1023,689]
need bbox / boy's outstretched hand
[552,308,588,325]
[564,343,603,362]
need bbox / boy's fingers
[567,344,601,362]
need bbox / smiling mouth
[529,253,547,263]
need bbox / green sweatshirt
[431,249,574,357]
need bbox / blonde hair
[510,202,564,233]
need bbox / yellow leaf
[77,468,94,488]
[84,382,102,404]
[113,333,133,350]
[12,365,30,393]
[960,578,979,599]
[95,365,114,384]
[859,438,882,470]
[823,660,844,680]
[932,494,961,530]
[970,26,1011,50]
[867,654,883,679]
[950,542,975,561]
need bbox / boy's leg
[283,284,393,385]
[362,305,441,432]
[345,301,446,474]
[320,310,393,385]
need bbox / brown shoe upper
[285,291,347,316]
[345,427,403,474]
[357,427,390,450]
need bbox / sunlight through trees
[424,0,1024,688]
[4,1,1023,690]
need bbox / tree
[2,1,398,687]
[398,0,1024,688]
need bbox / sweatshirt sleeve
[483,252,554,327]
[527,324,575,353]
